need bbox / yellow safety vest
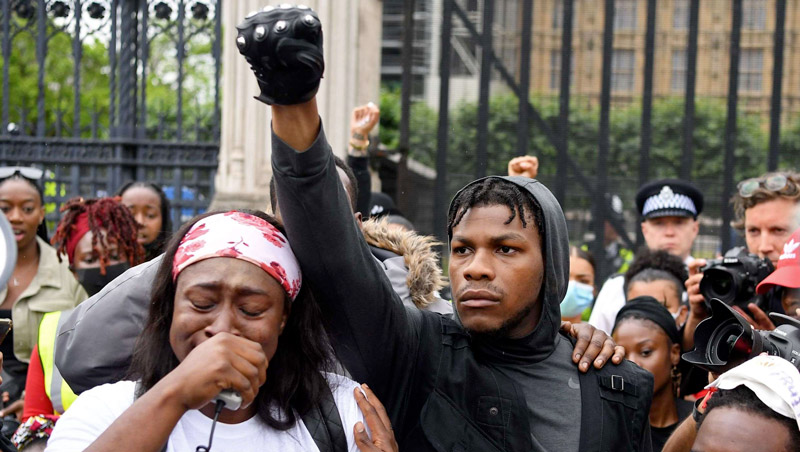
[38,311,78,414]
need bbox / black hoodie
[272,126,653,451]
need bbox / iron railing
[0,0,221,230]
[391,0,798,281]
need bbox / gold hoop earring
[671,366,682,398]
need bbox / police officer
[588,179,704,334]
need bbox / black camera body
[683,298,800,374]
[699,247,773,309]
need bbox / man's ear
[355,211,363,229]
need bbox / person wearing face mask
[622,249,689,328]
[12,197,144,450]
[562,246,596,323]
[50,197,145,297]
[621,248,711,397]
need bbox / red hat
[756,227,800,294]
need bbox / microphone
[196,390,243,452]
[214,389,242,411]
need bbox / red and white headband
[172,211,302,300]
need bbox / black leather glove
[236,5,324,105]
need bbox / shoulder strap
[300,379,348,452]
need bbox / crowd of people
[0,5,797,452]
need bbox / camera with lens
[699,247,774,310]
[683,298,800,374]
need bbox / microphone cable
[196,399,226,452]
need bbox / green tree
[1,13,217,140]
[779,119,800,170]
[380,87,773,213]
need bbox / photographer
[685,171,800,336]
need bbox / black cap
[369,192,401,218]
[635,179,703,220]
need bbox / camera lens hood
[683,298,762,373]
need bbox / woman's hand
[561,321,625,372]
[161,332,267,412]
[354,384,398,452]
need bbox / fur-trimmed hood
[361,218,447,309]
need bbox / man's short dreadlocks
[51,197,145,274]
[447,178,544,241]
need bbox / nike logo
[568,377,580,390]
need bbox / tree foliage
[379,87,795,215]
[2,13,217,140]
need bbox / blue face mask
[561,280,595,318]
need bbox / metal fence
[0,0,220,231]
[392,0,800,280]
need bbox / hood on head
[448,176,569,347]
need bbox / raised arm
[235,6,429,430]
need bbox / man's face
[692,407,792,452]
[449,204,544,339]
[640,216,698,260]
[744,198,800,266]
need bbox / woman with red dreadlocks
[12,197,144,451]
[50,197,144,296]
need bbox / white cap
[707,355,800,431]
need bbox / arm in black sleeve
[347,154,372,216]
[271,124,428,433]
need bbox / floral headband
[172,211,302,300]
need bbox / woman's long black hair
[116,181,172,261]
[127,210,335,429]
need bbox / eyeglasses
[737,174,789,198]
[0,167,44,181]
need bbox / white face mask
[561,280,595,318]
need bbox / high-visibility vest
[38,311,78,414]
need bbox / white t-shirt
[46,376,365,452]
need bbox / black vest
[399,319,654,452]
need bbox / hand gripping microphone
[214,389,242,411]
